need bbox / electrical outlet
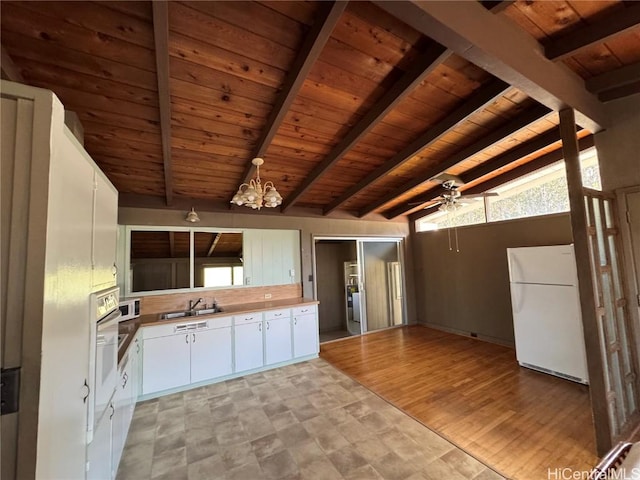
[245,277,251,285]
[289,269,295,277]
[264,293,272,299]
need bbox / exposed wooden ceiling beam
[152,2,174,206]
[408,134,595,223]
[545,3,640,61]
[385,128,564,218]
[323,78,510,215]
[207,233,222,257]
[374,0,608,132]
[280,42,451,212]
[234,1,347,191]
[358,103,551,217]
[586,61,640,93]
[598,79,640,103]
[1,45,24,82]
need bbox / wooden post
[559,108,611,456]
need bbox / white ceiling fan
[413,173,499,253]
[413,173,498,211]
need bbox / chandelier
[230,157,283,210]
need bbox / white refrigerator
[507,245,589,384]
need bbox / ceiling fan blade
[408,195,445,206]
[459,192,499,199]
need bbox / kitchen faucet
[189,297,204,312]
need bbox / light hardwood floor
[320,325,597,480]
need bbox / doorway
[314,237,405,343]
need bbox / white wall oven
[88,286,120,442]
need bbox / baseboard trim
[418,322,515,348]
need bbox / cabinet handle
[301,309,308,313]
[112,263,118,277]
[258,323,262,332]
[82,379,90,403]
[109,403,115,420]
[294,319,297,325]
[136,344,140,353]
[275,313,282,317]
[185,334,189,344]
[266,321,270,330]
[192,333,196,343]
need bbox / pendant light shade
[185,207,200,223]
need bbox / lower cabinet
[191,326,233,383]
[293,313,319,358]
[265,316,293,364]
[86,402,113,480]
[234,321,264,372]
[142,333,191,394]
[293,305,319,358]
[143,318,233,395]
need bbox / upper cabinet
[243,229,300,287]
[123,227,300,295]
[92,170,118,290]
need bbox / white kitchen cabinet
[142,333,191,394]
[86,400,113,480]
[234,321,264,372]
[132,332,142,402]
[191,327,233,383]
[293,313,319,358]
[242,229,300,286]
[92,170,118,290]
[265,316,293,365]
[143,318,234,394]
[111,358,128,479]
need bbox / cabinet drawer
[142,323,177,340]
[293,305,317,316]
[233,313,262,324]
[209,316,233,329]
[264,309,291,321]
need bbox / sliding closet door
[359,241,404,332]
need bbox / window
[203,266,244,288]
[416,148,602,232]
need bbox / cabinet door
[142,334,190,394]
[111,373,126,479]
[87,404,113,480]
[190,327,233,383]
[293,314,319,358]
[131,334,142,402]
[92,171,118,289]
[234,322,264,372]
[265,317,292,365]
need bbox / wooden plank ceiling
[2,1,639,220]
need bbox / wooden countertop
[117,297,318,363]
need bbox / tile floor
[117,358,504,480]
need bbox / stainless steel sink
[160,311,192,320]
[160,307,223,320]
[193,307,223,316]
